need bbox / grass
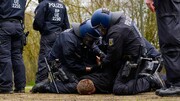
[25,86,32,92]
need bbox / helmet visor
[93,24,106,36]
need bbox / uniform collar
[71,22,81,38]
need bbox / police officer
[90,8,165,95]
[31,20,101,93]
[33,0,70,84]
[0,0,26,93]
[146,0,180,96]
[76,38,165,95]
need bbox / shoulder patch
[124,16,132,26]
[108,38,114,46]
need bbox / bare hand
[96,56,101,66]
[145,0,155,12]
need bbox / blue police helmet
[91,8,112,29]
[80,20,100,39]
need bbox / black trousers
[35,32,59,83]
[0,21,26,91]
[49,80,78,93]
[154,0,180,86]
[113,67,151,95]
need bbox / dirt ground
[0,91,180,101]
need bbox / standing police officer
[33,0,70,84]
[0,0,26,93]
[90,8,165,95]
[146,0,180,96]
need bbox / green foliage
[24,13,40,84]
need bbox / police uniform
[154,0,180,87]
[0,0,26,92]
[100,12,161,95]
[33,0,70,83]
[32,23,99,93]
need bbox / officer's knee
[113,84,132,95]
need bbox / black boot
[156,86,180,97]
[31,79,50,93]
[149,72,166,90]
[14,88,25,93]
[0,90,13,94]
[139,59,162,77]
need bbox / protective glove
[99,51,106,59]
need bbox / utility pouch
[55,68,69,83]
[121,61,137,78]
[51,59,69,83]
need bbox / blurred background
[24,0,158,85]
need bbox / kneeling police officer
[90,8,166,95]
[31,20,102,93]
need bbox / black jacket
[33,0,70,35]
[48,24,97,77]
[0,0,26,20]
[102,13,160,66]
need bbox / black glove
[99,51,106,59]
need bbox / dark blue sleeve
[143,38,161,58]
[63,5,70,30]
[49,32,86,73]
[92,43,106,60]
[47,35,61,61]
[62,38,86,74]
[33,2,46,31]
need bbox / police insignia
[109,38,114,46]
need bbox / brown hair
[77,79,96,95]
